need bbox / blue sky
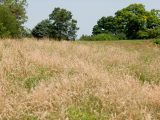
[25,0,160,38]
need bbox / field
[0,39,160,120]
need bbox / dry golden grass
[0,39,160,120]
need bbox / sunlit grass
[0,39,160,119]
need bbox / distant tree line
[83,4,160,40]
[0,2,160,40]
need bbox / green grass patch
[6,64,57,91]
[24,66,56,91]
[67,96,108,120]
[129,64,160,84]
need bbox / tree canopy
[32,19,51,39]
[1,0,27,24]
[93,16,116,35]
[0,5,20,38]
[32,7,79,40]
[0,0,27,38]
[93,4,160,39]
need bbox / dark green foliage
[115,4,146,39]
[80,33,126,41]
[151,9,160,20]
[93,4,160,39]
[0,23,10,38]
[93,16,116,35]
[0,6,20,38]
[0,0,27,38]
[32,19,51,39]
[32,8,79,40]
[49,8,79,40]
[21,27,32,38]
[116,4,160,39]
[91,34,119,41]
[80,35,93,41]
[116,32,127,40]
[2,0,27,24]
[154,39,160,45]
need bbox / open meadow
[0,39,160,120]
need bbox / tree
[115,4,149,39]
[151,9,160,18]
[21,27,32,38]
[32,19,51,39]
[0,0,27,38]
[49,7,79,40]
[1,0,27,24]
[32,8,79,40]
[93,3,160,39]
[0,5,20,38]
[92,16,116,35]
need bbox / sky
[24,0,160,38]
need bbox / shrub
[80,33,125,41]
[154,39,160,45]
[137,31,149,39]
[92,34,119,41]
[116,33,127,40]
[79,35,92,41]
[147,28,160,39]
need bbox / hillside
[0,39,160,119]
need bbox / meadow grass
[0,39,160,120]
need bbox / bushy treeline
[85,4,160,41]
[1,2,160,41]
[80,33,126,41]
